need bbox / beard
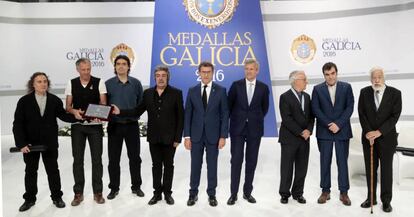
[372,83,384,91]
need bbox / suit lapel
[321,84,333,107]
[289,89,306,117]
[43,92,51,118]
[194,83,205,112]
[30,92,42,118]
[207,82,217,112]
[377,87,390,113]
[240,80,249,106]
[366,88,377,112]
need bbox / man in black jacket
[13,72,78,212]
[113,65,184,205]
[358,67,402,213]
[278,70,314,204]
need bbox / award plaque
[84,104,112,121]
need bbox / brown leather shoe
[94,193,105,204]
[71,194,84,206]
[317,192,330,204]
[340,193,351,206]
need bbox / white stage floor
[1,135,414,217]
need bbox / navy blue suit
[184,82,229,196]
[228,79,269,196]
[311,81,354,193]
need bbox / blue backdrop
[150,0,278,136]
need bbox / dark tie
[298,91,303,105]
[202,85,208,110]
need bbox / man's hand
[72,109,84,120]
[112,104,120,115]
[173,142,180,148]
[365,130,382,146]
[90,118,102,123]
[184,138,192,150]
[218,138,226,149]
[20,145,31,154]
[301,129,311,140]
[328,122,340,134]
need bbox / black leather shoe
[280,196,289,204]
[360,199,377,208]
[227,195,237,205]
[293,195,306,204]
[107,190,119,200]
[19,201,35,212]
[208,196,218,207]
[187,195,198,206]
[383,203,393,213]
[132,189,145,197]
[243,194,256,203]
[53,198,66,208]
[164,194,175,205]
[148,195,162,205]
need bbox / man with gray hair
[358,67,401,212]
[65,58,107,205]
[227,58,269,205]
[278,70,314,204]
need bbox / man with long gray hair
[358,67,401,212]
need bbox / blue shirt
[105,76,143,122]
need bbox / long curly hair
[27,72,50,93]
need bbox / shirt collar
[201,81,212,88]
[116,75,130,84]
[326,82,337,89]
[246,78,256,85]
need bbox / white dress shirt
[327,83,337,106]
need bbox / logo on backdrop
[321,37,362,57]
[110,43,136,67]
[183,0,239,29]
[66,48,105,67]
[290,34,316,64]
[152,0,278,136]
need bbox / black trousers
[71,124,103,194]
[23,147,63,202]
[107,122,142,192]
[149,143,176,196]
[279,141,310,198]
[362,141,396,204]
[230,125,261,196]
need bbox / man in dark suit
[184,61,229,207]
[113,65,184,205]
[312,62,354,206]
[358,67,401,213]
[13,72,78,212]
[278,70,314,204]
[226,59,269,205]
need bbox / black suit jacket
[120,85,184,145]
[358,86,402,146]
[13,92,76,149]
[278,89,314,144]
[228,79,269,137]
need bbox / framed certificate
[84,104,112,121]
